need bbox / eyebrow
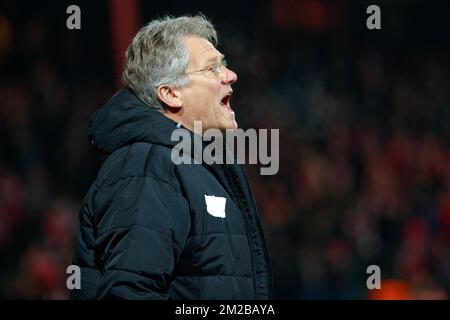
[204,54,225,65]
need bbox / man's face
[178,36,238,133]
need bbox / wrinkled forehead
[183,36,223,69]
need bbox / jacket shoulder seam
[97,175,182,195]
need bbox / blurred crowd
[1,1,449,299]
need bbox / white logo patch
[204,195,226,218]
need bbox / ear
[156,84,183,109]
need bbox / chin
[223,112,238,130]
[219,120,238,132]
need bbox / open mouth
[220,92,234,114]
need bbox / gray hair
[122,15,218,110]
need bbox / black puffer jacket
[71,88,273,299]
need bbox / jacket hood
[88,88,179,154]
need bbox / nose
[221,67,237,85]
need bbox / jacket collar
[88,88,180,154]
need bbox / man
[71,15,273,299]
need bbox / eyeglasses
[185,59,228,78]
